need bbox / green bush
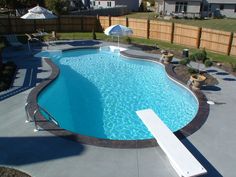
[125,37,132,44]
[6,61,16,67]
[179,58,190,65]
[230,62,236,72]
[188,68,198,74]
[2,69,13,77]
[0,81,8,91]
[0,61,16,92]
[189,49,207,62]
[92,29,97,40]
[204,59,213,67]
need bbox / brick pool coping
[25,47,209,148]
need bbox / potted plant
[179,49,213,89]
[161,50,174,64]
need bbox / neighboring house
[156,0,236,18]
[204,0,236,18]
[91,0,140,11]
[156,0,202,15]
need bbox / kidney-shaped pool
[36,48,198,140]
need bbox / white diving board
[136,109,207,177]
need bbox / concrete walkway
[0,41,236,177]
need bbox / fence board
[111,17,126,26]
[0,16,236,57]
[173,24,200,48]
[200,28,231,54]
[230,33,236,56]
[98,16,110,31]
[128,18,147,38]
[149,20,172,42]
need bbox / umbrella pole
[118,36,119,48]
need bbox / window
[175,2,188,13]
[220,4,224,10]
[107,1,111,7]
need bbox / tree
[45,0,69,15]
[0,0,43,9]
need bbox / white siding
[164,1,201,14]
[95,1,115,8]
[187,1,201,13]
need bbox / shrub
[0,61,16,92]
[125,37,132,44]
[230,62,236,72]
[189,49,207,62]
[179,58,190,65]
[188,68,198,74]
[0,81,8,91]
[6,61,16,67]
[2,69,13,77]
[204,59,213,67]
[92,29,97,40]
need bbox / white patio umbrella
[21,5,57,52]
[104,24,133,48]
[21,5,57,19]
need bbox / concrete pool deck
[0,41,236,177]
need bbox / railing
[25,102,59,132]
[25,102,31,123]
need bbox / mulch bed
[131,42,235,79]
[0,167,31,177]
[173,65,219,85]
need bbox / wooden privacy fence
[173,24,201,48]
[0,15,236,56]
[200,28,233,55]
[149,20,172,42]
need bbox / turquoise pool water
[37,48,198,140]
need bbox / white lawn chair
[25,33,41,52]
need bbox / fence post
[197,27,202,48]
[126,16,128,27]
[96,15,99,32]
[227,32,234,56]
[170,22,174,43]
[108,15,111,26]
[147,19,150,39]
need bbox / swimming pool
[37,48,198,140]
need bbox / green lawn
[57,32,236,64]
[0,32,235,65]
[124,12,236,32]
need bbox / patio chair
[5,34,24,48]
[25,33,41,52]
[48,31,60,41]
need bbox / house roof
[208,0,236,3]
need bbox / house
[156,0,202,15]
[204,0,236,18]
[91,0,141,11]
[156,0,236,18]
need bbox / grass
[57,32,236,64]
[1,32,235,65]
[124,12,236,32]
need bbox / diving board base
[136,109,207,177]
